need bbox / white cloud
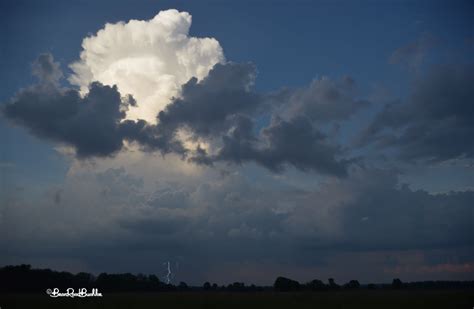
[60,9,226,194]
[69,9,224,123]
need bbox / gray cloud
[31,53,63,85]
[3,54,366,176]
[359,64,474,163]
[1,165,472,283]
[119,119,187,156]
[3,54,137,158]
[337,170,473,250]
[157,62,260,137]
[4,81,130,157]
[2,54,188,158]
[118,62,261,157]
[275,75,369,122]
[214,115,350,176]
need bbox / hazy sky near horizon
[1,0,473,285]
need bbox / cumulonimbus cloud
[69,9,225,123]
[2,9,369,176]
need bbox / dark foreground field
[2,290,474,309]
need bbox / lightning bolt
[163,261,172,284]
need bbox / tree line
[1,264,473,293]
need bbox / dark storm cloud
[338,171,474,250]
[122,62,261,157]
[257,116,349,175]
[2,54,184,158]
[175,69,365,175]
[120,216,189,235]
[119,119,187,156]
[278,168,474,258]
[2,165,473,283]
[359,64,474,162]
[2,53,130,157]
[275,75,369,122]
[213,115,350,176]
[3,54,366,176]
[157,62,261,137]
[3,80,129,157]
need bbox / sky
[1,0,473,285]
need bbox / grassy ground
[1,290,473,309]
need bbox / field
[2,290,474,309]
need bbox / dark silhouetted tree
[3,264,474,294]
[306,279,327,291]
[178,281,188,290]
[343,280,360,289]
[274,276,300,291]
[328,278,340,289]
[75,272,94,287]
[392,278,403,289]
[226,282,245,291]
